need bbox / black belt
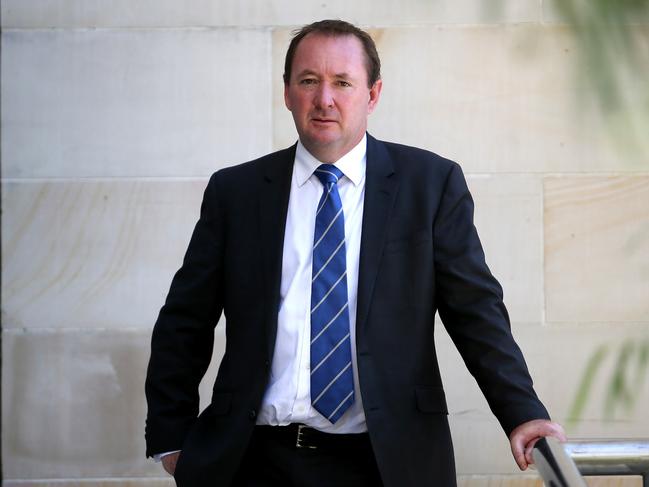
[254,424,370,450]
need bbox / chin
[298,120,343,143]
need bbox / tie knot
[314,164,344,186]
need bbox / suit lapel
[356,134,398,337]
[258,145,296,359]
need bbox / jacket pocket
[415,386,448,414]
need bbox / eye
[337,80,352,87]
[299,78,317,85]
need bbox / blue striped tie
[310,164,354,423]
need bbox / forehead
[292,33,367,77]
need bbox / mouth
[311,118,338,124]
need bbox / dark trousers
[232,425,384,487]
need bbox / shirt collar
[294,134,367,187]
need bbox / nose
[314,83,334,109]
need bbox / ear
[367,79,382,114]
[284,83,292,112]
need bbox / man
[145,19,565,486]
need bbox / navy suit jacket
[145,134,549,486]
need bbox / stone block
[457,477,641,487]
[467,175,543,324]
[2,179,208,329]
[3,481,175,487]
[458,476,541,487]
[436,323,518,475]
[436,319,649,474]
[2,0,541,28]
[515,324,649,439]
[2,328,225,480]
[4,323,645,479]
[274,25,646,172]
[544,176,649,323]
[272,29,296,152]
[2,329,162,478]
[1,29,271,178]
[2,476,640,486]
[584,478,643,487]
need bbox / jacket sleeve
[145,172,225,457]
[433,163,550,436]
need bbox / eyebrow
[296,69,352,79]
[296,69,319,78]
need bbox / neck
[302,135,366,164]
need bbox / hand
[509,419,566,470]
[161,451,181,476]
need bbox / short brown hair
[283,19,381,88]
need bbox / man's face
[284,33,382,163]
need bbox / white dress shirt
[257,135,368,433]
[155,136,369,461]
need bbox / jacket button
[249,409,257,420]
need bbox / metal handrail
[564,440,649,487]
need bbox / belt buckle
[295,424,317,449]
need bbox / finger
[525,446,533,465]
[536,421,567,442]
[517,455,529,470]
[511,436,529,470]
[551,423,568,442]
[524,438,539,465]
[515,452,528,470]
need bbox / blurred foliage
[486,0,649,157]
[550,0,649,425]
[483,1,649,424]
[568,338,649,427]
[549,0,649,159]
